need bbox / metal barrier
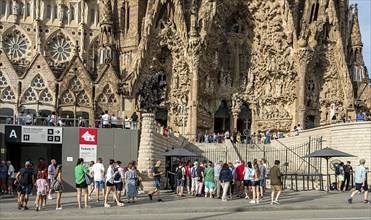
[280,173,325,191]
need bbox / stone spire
[350,4,363,47]
[98,0,116,66]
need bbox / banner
[79,128,98,162]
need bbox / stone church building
[0,0,370,137]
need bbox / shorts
[114,182,123,191]
[204,181,215,191]
[8,178,15,187]
[259,179,266,186]
[337,175,344,181]
[272,185,282,192]
[176,179,184,187]
[20,184,32,195]
[252,181,260,187]
[76,181,88,189]
[355,182,369,191]
[37,190,46,196]
[243,180,251,187]
[154,180,161,189]
[106,181,114,187]
[95,180,105,189]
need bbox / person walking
[176,162,186,197]
[258,159,266,198]
[204,161,215,198]
[337,162,345,192]
[54,164,63,210]
[7,161,15,195]
[270,160,282,205]
[47,159,57,200]
[348,159,369,204]
[125,163,138,203]
[343,161,353,191]
[235,160,245,197]
[34,171,48,211]
[250,163,261,204]
[243,161,253,199]
[75,158,90,209]
[0,161,8,194]
[88,161,95,200]
[185,161,191,194]
[148,160,163,202]
[104,160,124,207]
[91,158,105,202]
[16,161,35,210]
[214,161,222,199]
[113,161,124,202]
[219,163,233,202]
[190,161,199,196]
[196,162,205,197]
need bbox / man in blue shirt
[356,110,365,122]
[47,159,56,200]
[148,160,163,202]
[348,159,369,204]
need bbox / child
[35,172,48,211]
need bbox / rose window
[49,37,72,62]
[1,86,16,101]
[31,74,46,89]
[77,92,90,105]
[61,90,75,104]
[0,72,8,87]
[3,31,30,59]
[24,88,38,102]
[69,76,83,91]
[40,89,53,102]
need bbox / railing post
[307,136,311,191]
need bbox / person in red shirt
[38,158,48,179]
[235,160,246,197]
[185,161,191,194]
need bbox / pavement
[0,190,370,219]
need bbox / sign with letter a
[5,126,22,143]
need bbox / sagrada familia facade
[0,0,370,137]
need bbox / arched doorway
[214,100,230,133]
[237,104,252,142]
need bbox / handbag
[85,173,93,185]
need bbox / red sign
[79,128,98,145]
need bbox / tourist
[49,112,56,126]
[243,161,253,199]
[130,160,142,191]
[47,159,57,200]
[270,160,282,205]
[111,114,118,128]
[204,161,215,198]
[297,124,304,132]
[175,161,186,197]
[337,162,345,192]
[54,164,63,210]
[250,163,261,204]
[185,160,192,194]
[224,130,230,140]
[348,159,369,204]
[75,158,90,209]
[262,158,268,193]
[228,162,236,197]
[291,126,299,136]
[88,161,95,200]
[235,160,245,197]
[34,171,48,211]
[113,161,124,202]
[131,112,138,129]
[257,132,262,144]
[148,160,163,202]
[7,161,15,195]
[213,161,222,199]
[91,158,105,203]
[219,163,233,202]
[104,159,124,207]
[37,158,48,178]
[196,162,205,197]
[124,116,131,129]
[343,161,353,191]
[251,132,256,144]
[0,161,7,194]
[16,161,35,210]
[356,109,365,122]
[191,161,199,196]
[258,159,266,198]
[102,110,110,128]
[125,162,138,203]
[347,116,353,123]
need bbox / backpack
[19,168,33,186]
[335,165,340,175]
[50,178,62,192]
[176,167,183,179]
[114,167,121,181]
[191,167,197,178]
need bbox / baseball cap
[25,161,31,166]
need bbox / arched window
[77,91,90,105]
[68,76,83,92]
[40,89,53,102]
[23,88,38,102]
[0,71,9,87]
[1,86,16,101]
[60,90,75,104]
[31,74,46,89]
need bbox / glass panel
[90,9,95,22]
[26,3,30,16]
[71,6,74,20]
[47,5,51,18]
[9,1,12,14]
[54,5,57,18]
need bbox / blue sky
[350,0,371,78]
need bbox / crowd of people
[2,157,369,212]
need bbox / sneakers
[270,202,274,205]
[88,196,92,200]
[148,194,153,201]
[35,206,39,211]
[18,203,23,210]
[274,200,280,205]
[348,197,353,204]
[56,206,62,210]
[104,203,111,208]
[42,202,46,207]
[22,206,29,211]
[364,200,370,204]
[256,200,260,204]
[48,195,53,200]
[249,200,256,204]
[158,199,164,202]
[118,203,124,207]
[245,195,249,200]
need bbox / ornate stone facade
[0,0,370,134]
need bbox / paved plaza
[1,190,370,220]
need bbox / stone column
[249,103,257,133]
[136,113,160,191]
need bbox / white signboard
[79,144,97,163]
[22,126,63,144]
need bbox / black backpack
[176,167,183,179]
[335,165,340,175]
[113,167,121,181]
[19,168,33,186]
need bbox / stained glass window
[1,86,16,101]
[49,37,72,62]
[3,31,30,59]
[31,74,46,89]
[0,72,8,87]
[61,90,74,103]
